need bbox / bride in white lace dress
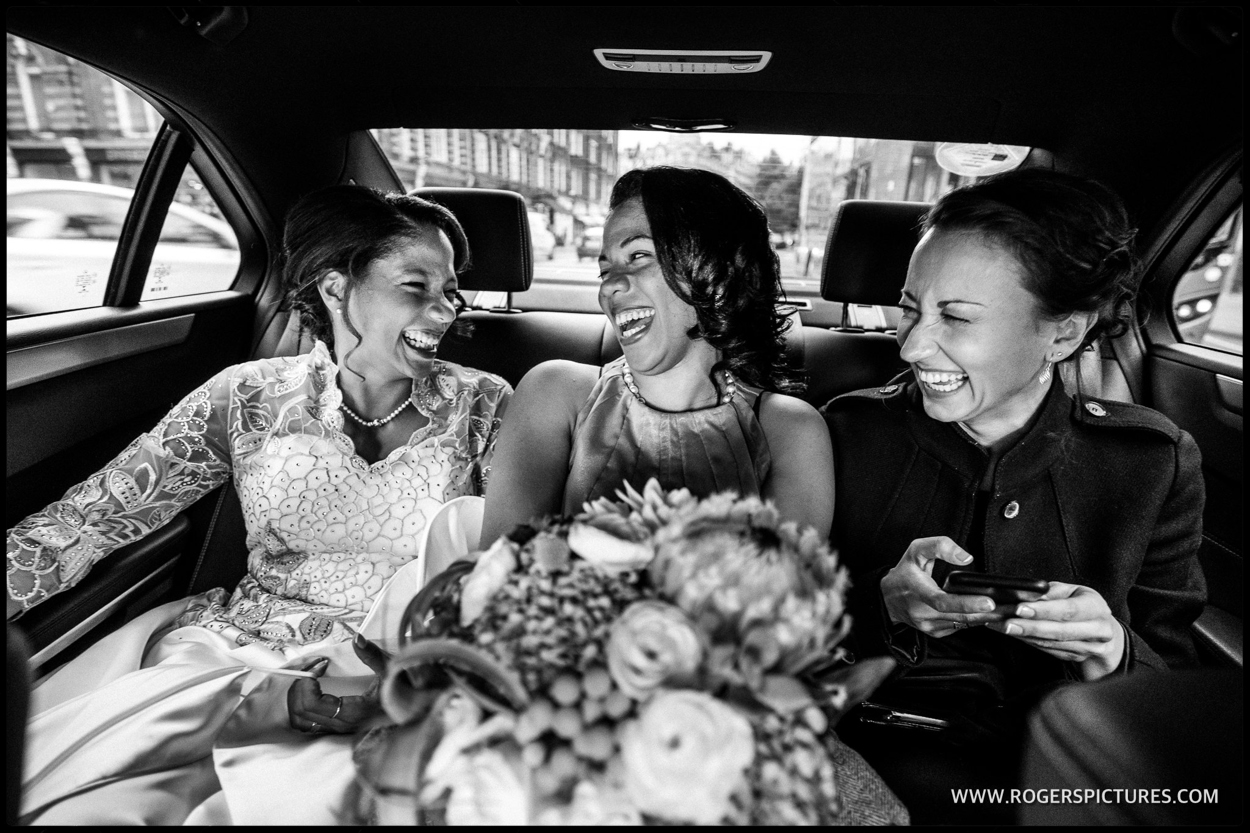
[7,186,511,824]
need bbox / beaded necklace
[340,378,418,428]
[621,364,737,408]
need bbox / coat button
[1003,501,1020,519]
[1085,401,1108,417]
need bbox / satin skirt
[19,496,485,825]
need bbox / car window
[373,128,1017,322]
[6,35,240,317]
[1172,204,1243,356]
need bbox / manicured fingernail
[353,632,366,645]
[1016,606,1034,618]
[979,598,995,612]
[957,553,973,564]
[1004,624,1020,635]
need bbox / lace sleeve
[6,368,237,612]
[473,380,513,494]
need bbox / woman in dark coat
[822,168,1206,822]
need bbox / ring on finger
[952,620,967,630]
[309,721,321,734]
[330,696,343,721]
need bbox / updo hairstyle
[923,167,1141,353]
[282,185,471,356]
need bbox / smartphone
[942,570,1048,605]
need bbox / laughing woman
[480,166,834,544]
[7,186,511,824]
[823,168,1206,823]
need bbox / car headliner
[5,6,1242,239]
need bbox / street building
[620,134,758,193]
[372,128,619,245]
[798,137,965,253]
[7,34,160,187]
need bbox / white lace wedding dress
[10,341,509,824]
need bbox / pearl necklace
[621,364,737,408]
[340,379,417,427]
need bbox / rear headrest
[820,200,930,305]
[411,187,532,292]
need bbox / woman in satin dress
[481,166,834,545]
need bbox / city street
[532,243,825,294]
[532,245,600,283]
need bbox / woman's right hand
[881,536,1006,638]
[287,632,390,735]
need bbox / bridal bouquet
[351,480,904,825]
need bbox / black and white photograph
[6,5,1242,826]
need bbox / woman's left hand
[986,582,1126,681]
[287,633,391,735]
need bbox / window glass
[372,128,1002,321]
[6,35,239,317]
[1172,205,1243,356]
[140,169,238,304]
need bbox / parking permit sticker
[936,143,1031,176]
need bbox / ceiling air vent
[594,49,771,74]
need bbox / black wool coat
[821,375,1207,679]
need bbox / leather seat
[1021,669,1242,825]
[798,200,927,405]
[418,187,627,387]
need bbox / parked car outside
[527,210,556,260]
[576,225,603,261]
[6,178,238,317]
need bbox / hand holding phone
[942,570,1048,605]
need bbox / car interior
[5,6,1242,824]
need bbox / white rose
[619,689,755,824]
[606,601,703,700]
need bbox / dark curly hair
[608,166,799,393]
[922,168,1140,354]
[281,185,471,361]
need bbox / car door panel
[7,294,253,667]
[23,518,188,668]
[1148,344,1243,667]
[1149,347,1244,634]
[1137,154,1244,668]
[7,294,252,489]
